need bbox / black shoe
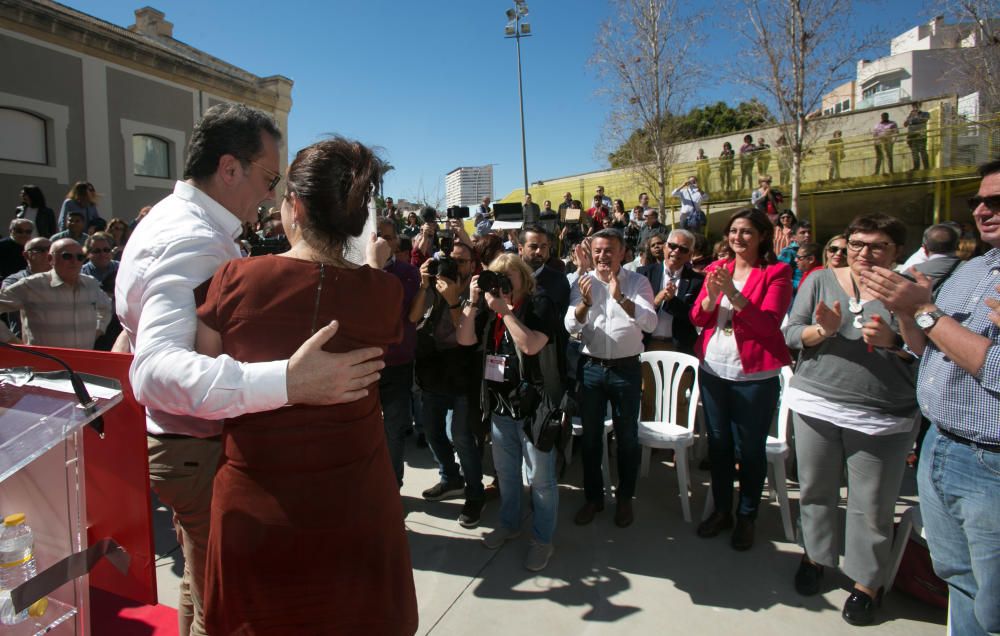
[794,556,824,596]
[696,511,733,538]
[458,499,485,528]
[422,479,465,501]
[842,588,881,626]
[730,515,755,551]
[614,499,634,528]
[573,501,605,526]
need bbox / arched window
[0,108,47,164]
[132,134,169,178]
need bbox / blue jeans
[421,391,485,500]
[699,371,780,519]
[580,357,642,502]
[918,425,1000,636]
[379,361,413,488]
[491,413,558,544]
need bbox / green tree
[608,100,774,168]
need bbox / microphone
[0,341,105,436]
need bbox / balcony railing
[855,87,911,111]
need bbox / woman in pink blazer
[689,207,793,550]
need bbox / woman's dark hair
[66,181,94,203]
[844,213,907,247]
[723,141,732,150]
[614,198,625,213]
[286,136,383,257]
[184,103,282,181]
[777,209,797,226]
[691,231,709,257]
[473,232,504,266]
[21,185,46,209]
[723,207,776,263]
[744,135,753,143]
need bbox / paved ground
[151,433,946,636]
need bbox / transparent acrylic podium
[0,370,122,635]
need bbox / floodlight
[504,24,516,36]
[520,23,531,35]
[506,8,516,20]
[516,2,529,17]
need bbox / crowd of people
[1,101,996,636]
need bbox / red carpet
[90,587,178,635]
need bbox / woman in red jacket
[690,207,793,550]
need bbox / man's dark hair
[419,206,438,224]
[792,220,811,233]
[844,213,907,247]
[67,211,85,220]
[797,242,820,260]
[518,223,550,245]
[978,158,1000,178]
[923,223,959,254]
[591,228,625,247]
[184,103,282,181]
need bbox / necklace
[849,274,865,328]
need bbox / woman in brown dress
[195,137,418,635]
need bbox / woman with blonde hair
[823,234,848,268]
[457,252,562,572]
[58,181,102,231]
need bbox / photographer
[411,206,440,268]
[457,254,563,572]
[410,241,487,528]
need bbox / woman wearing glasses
[782,213,918,626]
[195,137,418,635]
[691,208,792,551]
[58,181,102,232]
[823,234,848,268]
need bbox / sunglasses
[969,195,1000,213]
[25,247,48,254]
[794,254,812,261]
[12,228,33,235]
[89,247,113,254]
[827,246,848,255]
[666,242,691,254]
[249,160,282,191]
[59,252,86,262]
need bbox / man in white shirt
[116,104,384,636]
[672,177,708,233]
[566,228,656,529]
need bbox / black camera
[249,236,290,257]
[446,205,470,219]
[436,230,454,254]
[427,255,459,282]
[477,270,513,296]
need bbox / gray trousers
[793,411,915,590]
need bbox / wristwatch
[915,307,946,331]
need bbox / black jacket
[15,205,57,238]
[637,262,704,353]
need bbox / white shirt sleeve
[125,236,288,420]
[565,273,586,333]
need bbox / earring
[291,221,297,231]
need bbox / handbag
[510,338,572,453]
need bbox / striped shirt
[917,248,1000,444]
[0,270,111,349]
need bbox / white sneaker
[524,541,554,572]
[482,526,521,550]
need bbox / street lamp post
[504,1,531,199]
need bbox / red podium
[0,346,156,634]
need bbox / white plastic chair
[638,351,701,522]
[701,365,796,541]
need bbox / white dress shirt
[671,185,707,216]
[651,263,684,339]
[116,181,287,437]
[565,267,656,358]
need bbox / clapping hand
[655,281,676,306]
[814,300,842,335]
[860,266,932,315]
[862,314,896,349]
[608,269,623,302]
[579,274,594,307]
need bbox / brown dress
[197,255,418,636]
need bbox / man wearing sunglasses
[0,218,35,280]
[2,236,51,340]
[0,238,110,348]
[81,233,119,285]
[862,160,1000,636]
[116,103,387,636]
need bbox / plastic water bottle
[0,513,46,625]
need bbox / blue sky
[73,0,922,203]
